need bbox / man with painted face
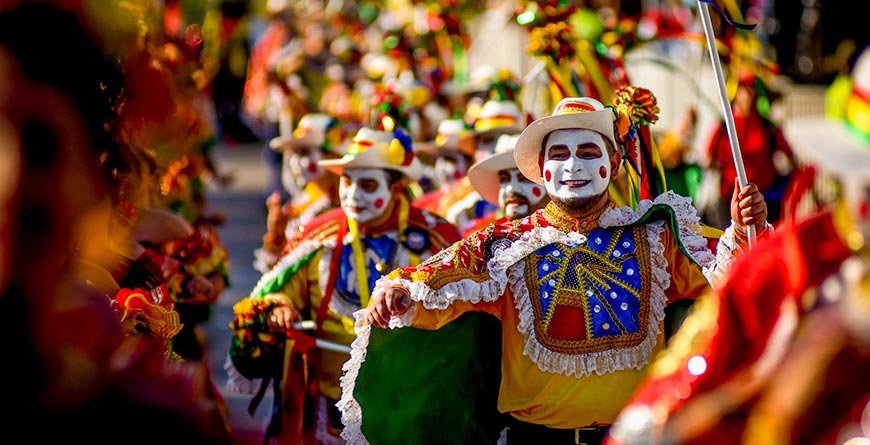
[255,113,346,273]
[227,127,459,444]
[463,134,549,235]
[345,94,771,444]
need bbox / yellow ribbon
[347,217,370,308]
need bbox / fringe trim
[372,225,586,319]
[252,247,279,274]
[507,223,668,377]
[285,194,334,239]
[223,355,261,394]
[712,225,739,285]
[337,311,371,444]
[316,396,347,445]
[600,191,717,279]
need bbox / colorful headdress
[417,119,476,156]
[269,113,346,155]
[318,127,422,180]
[610,86,665,206]
[473,99,524,136]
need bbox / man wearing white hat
[255,113,346,273]
[464,133,549,235]
[354,92,770,444]
[228,127,459,444]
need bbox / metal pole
[697,1,756,246]
[291,321,352,354]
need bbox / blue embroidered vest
[523,225,651,354]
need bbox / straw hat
[468,134,521,204]
[474,99,525,138]
[514,97,617,184]
[417,119,476,157]
[269,113,346,155]
[318,127,423,181]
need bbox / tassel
[347,217,370,308]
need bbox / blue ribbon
[699,0,757,30]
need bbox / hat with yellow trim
[269,113,347,155]
[514,97,617,184]
[473,99,524,139]
[417,119,476,157]
[318,127,423,181]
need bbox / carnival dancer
[255,113,347,273]
[228,127,460,444]
[348,91,770,445]
[463,134,550,235]
[704,71,794,227]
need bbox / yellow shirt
[407,227,710,428]
[272,249,355,400]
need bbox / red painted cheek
[532,187,542,197]
[308,163,319,174]
[599,166,607,179]
[374,198,384,209]
[544,170,552,182]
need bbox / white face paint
[433,152,468,186]
[287,145,324,186]
[339,168,393,224]
[542,129,611,202]
[498,168,546,220]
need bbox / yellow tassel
[649,137,668,192]
[576,40,613,104]
[347,218,370,308]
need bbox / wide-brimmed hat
[318,127,423,181]
[269,113,346,155]
[132,208,194,244]
[783,48,870,179]
[417,119,476,157]
[514,97,617,184]
[474,99,525,138]
[468,134,521,204]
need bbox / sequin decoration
[336,235,399,308]
[525,225,652,355]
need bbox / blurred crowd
[1,0,867,444]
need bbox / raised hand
[730,179,768,235]
[366,286,411,328]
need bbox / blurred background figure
[704,72,794,227]
[0,3,230,442]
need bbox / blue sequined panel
[524,225,652,354]
[335,235,398,309]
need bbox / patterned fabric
[335,234,399,311]
[525,225,650,355]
